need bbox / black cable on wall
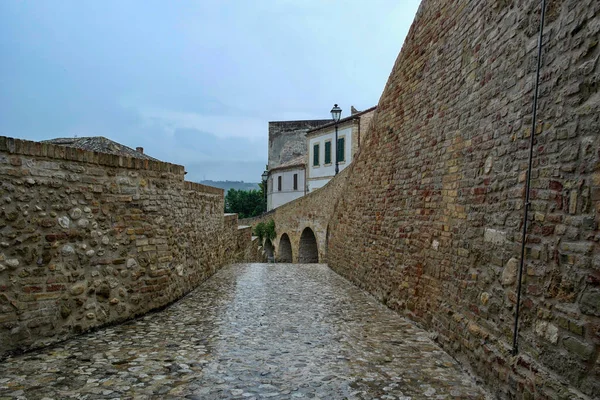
[512,0,548,356]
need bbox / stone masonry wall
[355,109,375,159]
[328,0,600,398]
[268,120,330,170]
[0,136,255,357]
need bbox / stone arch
[278,233,293,263]
[298,227,319,263]
[264,238,274,262]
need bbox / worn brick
[563,336,595,361]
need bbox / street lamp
[330,104,342,175]
[261,168,269,211]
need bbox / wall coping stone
[0,135,224,196]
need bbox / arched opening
[278,233,293,263]
[298,227,319,263]
[264,238,274,262]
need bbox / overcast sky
[0,0,420,182]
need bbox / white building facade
[266,156,306,211]
[307,125,353,192]
[306,106,376,193]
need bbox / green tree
[224,189,265,218]
[253,222,265,241]
[258,181,266,204]
[264,219,276,240]
[252,219,275,242]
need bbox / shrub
[253,219,275,242]
[253,222,265,241]
[265,219,276,241]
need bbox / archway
[264,238,274,262]
[278,233,293,263]
[298,227,319,263]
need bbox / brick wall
[0,136,257,357]
[356,109,375,158]
[328,0,599,398]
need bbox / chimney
[351,106,360,115]
[136,147,144,154]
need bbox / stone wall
[0,136,257,357]
[238,210,276,228]
[356,108,375,158]
[268,120,330,169]
[328,0,599,398]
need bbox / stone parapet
[0,136,185,176]
[0,136,254,357]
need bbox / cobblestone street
[0,264,489,399]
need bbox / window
[313,143,320,166]
[324,140,331,164]
[293,173,298,190]
[278,176,282,191]
[337,137,345,162]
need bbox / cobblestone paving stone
[0,264,491,400]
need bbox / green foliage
[253,222,265,241]
[258,181,266,201]
[224,188,265,218]
[265,219,276,240]
[253,219,276,242]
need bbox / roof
[42,136,158,161]
[268,155,305,173]
[306,106,377,135]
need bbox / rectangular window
[324,141,331,164]
[337,137,345,162]
[278,176,282,191]
[313,143,320,166]
[293,174,298,190]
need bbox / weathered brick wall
[354,109,376,159]
[0,136,257,357]
[328,0,599,398]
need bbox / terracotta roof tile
[42,136,158,161]
[269,155,305,172]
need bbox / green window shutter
[337,137,345,162]
[313,144,320,166]
[324,141,331,164]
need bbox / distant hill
[200,180,260,193]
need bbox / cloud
[122,127,266,182]
[0,0,421,183]
[137,107,265,140]
[184,160,266,182]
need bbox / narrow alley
[0,264,488,399]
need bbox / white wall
[307,126,352,192]
[308,178,328,192]
[267,167,305,210]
